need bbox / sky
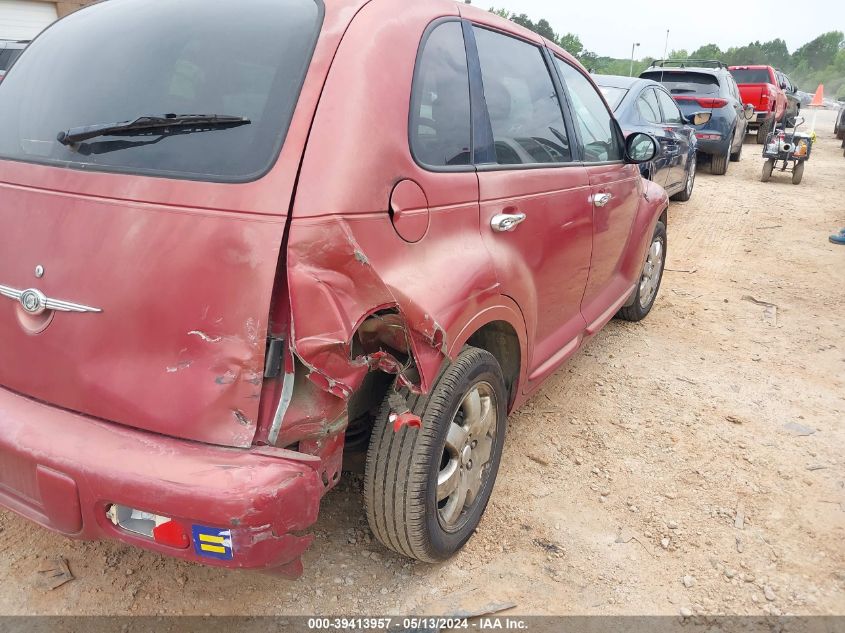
[478,0,845,60]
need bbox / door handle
[491,212,527,233]
[591,192,613,207]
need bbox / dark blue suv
[641,60,754,175]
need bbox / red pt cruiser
[0,0,668,577]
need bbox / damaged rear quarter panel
[280,0,519,439]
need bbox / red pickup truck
[729,65,786,143]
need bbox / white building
[0,0,89,41]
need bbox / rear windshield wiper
[56,113,250,145]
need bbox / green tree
[509,13,535,31]
[791,31,843,70]
[760,39,790,68]
[668,49,689,60]
[690,43,723,60]
[558,33,584,57]
[534,18,557,42]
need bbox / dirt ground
[1,110,843,618]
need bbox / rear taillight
[675,96,729,109]
[760,93,769,107]
[106,504,190,549]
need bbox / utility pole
[630,42,640,76]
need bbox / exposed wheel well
[343,318,522,472]
[466,320,521,409]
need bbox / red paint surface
[0,0,669,575]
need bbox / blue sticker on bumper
[192,525,234,560]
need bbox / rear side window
[656,90,683,124]
[641,71,720,96]
[637,89,661,124]
[730,68,771,84]
[556,60,623,163]
[473,27,571,166]
[0,0,322,182]
[0,48,23,72]
[598,86,627,111]
[410,22,472,168]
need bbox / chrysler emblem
[0,283,102,315]
[20,288,48,315]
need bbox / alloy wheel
[639,237,664,309]
[437,381,498,530]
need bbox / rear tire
[618,220,666,322]
[711,146,729,175]
[761,159,775,182]
[364,347,508,562]
[792,161,804,185]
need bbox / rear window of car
[641,71,720,96]
[730,68,771,84]
[0,0,322,182]
[0,47,24,72]
[598,86,628,111]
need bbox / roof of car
[593,75,662,91]
[729,65,772,70]
[641,66,723,77]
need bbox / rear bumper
[694,136,730,155]
[0,385,325,577]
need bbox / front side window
[637,89,661,124]
[656,89,683,124]
[474,27,571,166]
[556,59,623,163]
[410,21,472,168]
[0,0,322,181]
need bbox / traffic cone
[810,85,824,107]
[808,85,824,135]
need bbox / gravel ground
[1,110,843,618]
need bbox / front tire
[364,347,508,562]
[618,220,667,322]
[756,118,772,144]
[671,154,696,202]
[792,161,804,185]
[730,135,743,162]
[762,158,775,182]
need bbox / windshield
[597,86,628,111]
[641,71,720,96]
[0,0,322,182]
[730,68,771,84]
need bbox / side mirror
[743,104,755,120]
[625,132,658,164]
[687,111,712,126]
